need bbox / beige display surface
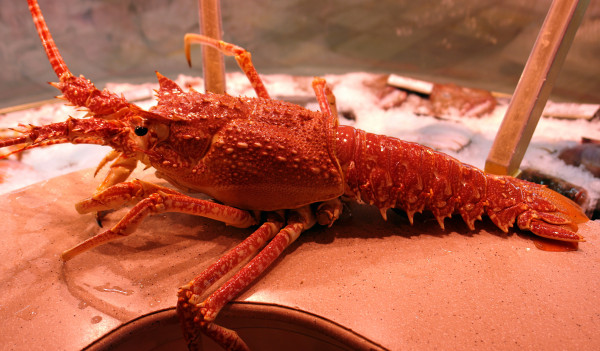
[1,169,598,350]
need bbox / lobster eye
[134,126,148,136]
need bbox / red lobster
[2,1,588,350]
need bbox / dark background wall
[1,0,599,108]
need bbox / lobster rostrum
[2,1,589,350]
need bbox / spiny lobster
[1,1,588,350]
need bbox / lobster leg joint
[63,182,257,261]
[178,207,315,350]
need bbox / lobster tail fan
[534,186,589,226]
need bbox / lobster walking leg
[93,152,139,193]
[316,198,344,226]
[184,33,270,99]
[92,152,139,223]
[176,217,283,351]
[62,180,257,261]
[312,77,339,122]
[178,207,315,351]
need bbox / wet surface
[1,168,599,350]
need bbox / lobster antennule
[27,0,69,79]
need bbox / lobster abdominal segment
[336,125,486,227]
[335,125,584,240]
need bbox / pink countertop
[1,168,599,350]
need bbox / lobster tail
[336,125,480,227]
[508,180,588,241]
[335,126,588,242]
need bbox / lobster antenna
[27,0,70,78]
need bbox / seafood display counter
[1,168,600,350]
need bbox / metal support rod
[199,0,226,94]
[484,0,589,176]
